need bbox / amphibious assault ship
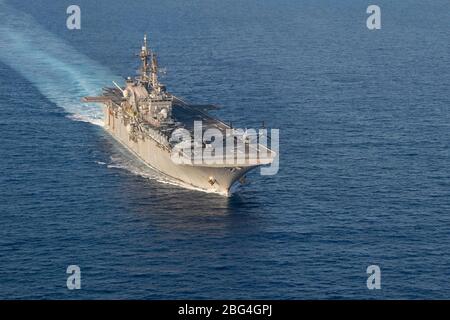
[83,35,275,195]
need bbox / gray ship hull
[82,36,275,195]
[103,106,254,195]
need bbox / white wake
[0,0,121,126]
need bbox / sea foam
[0,0,120,126]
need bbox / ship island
[83,35,276,195]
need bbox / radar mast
[138,34,163,95]
[139,34,151,84]
[150,51,161,94]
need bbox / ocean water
[0,0,449,299]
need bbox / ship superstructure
[84,35,275,195]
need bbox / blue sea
[0,0,449,299]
